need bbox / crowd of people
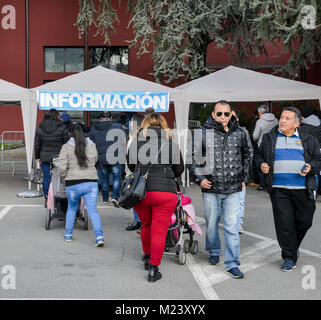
[34,102,321,282]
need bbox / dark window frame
[44,47,85,73]
[89,46,129,72]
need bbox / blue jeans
[97,164,122,202]
[41,162,51,197]
[65,182,103,239]
[238,188,246,226]
[202,192,241,270]
[133,208,140,223]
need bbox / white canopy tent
[32,65,187,177]
[33,65,185,133]
[175,66,321,181]
[0,79,37,176]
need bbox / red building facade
[0,0,320,133]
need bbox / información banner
[37,90,169,112]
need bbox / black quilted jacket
[127,126,184,194]
[35,120,70,163]
[189,116,252,194]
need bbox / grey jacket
[253,113,278,147]
[302,114,321,127]
[56,137,98,181]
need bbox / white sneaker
[239,225,245,234]
[95,236,104,247]
[64,234,72,242]
[111,198,119,208]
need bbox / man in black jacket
[89,111,127,207]
[189,100,252,279]
[255,107,321,272]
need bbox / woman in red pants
[127,113,184,282]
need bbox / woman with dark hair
[35,109,69,206]
[127,113,184,282]
[56,123,104,247]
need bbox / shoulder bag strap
[143,141,167,178]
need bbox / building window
[90,46,129,72]
[45,47,84,72]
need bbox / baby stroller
[45,161,88,231]
[164,182,199,265]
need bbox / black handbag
[118,142,166,210]
[117,170,147,210]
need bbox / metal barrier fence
[188,120,201,129]
[0,131,27,175]
[174,120,201,130]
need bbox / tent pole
[84,25,90,126]
[25,0,29,88]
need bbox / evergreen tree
[76,0,320,83]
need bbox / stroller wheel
[83,210,89,231]
[45,209,51,230]
[191,240,198,255]
[178,248,186,265]
[183,239,190,253]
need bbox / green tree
[76,0,321,83]
[75,0,119,45]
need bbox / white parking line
[243,229,321,259]
[0,206,13,221]
[188,217,321,295]
[0,205,43,207]
[0,204,116,209]
[186,254,220,300]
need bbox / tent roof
[177,66,321,102]
[34,66,181,101]
[0,79,32,101]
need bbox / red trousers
[134,191,177,266]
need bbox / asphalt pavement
[0,165,321,300]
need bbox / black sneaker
[148,265,162,282]
[143,253,150,270]
[209,255,219,265]
[126,221,141,231]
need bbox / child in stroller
[164,182,202,265]
[45,160,88,230]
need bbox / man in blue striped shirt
[256,107,321,272]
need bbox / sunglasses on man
[215,112,230,117]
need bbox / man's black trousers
[269,188,315,263]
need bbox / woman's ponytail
[72,123,88,168]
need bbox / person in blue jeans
[189,101,252,279]
[203,192,241,269]
[97,163,122,205]
[56,123,104,247]
[89,111,127,208]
